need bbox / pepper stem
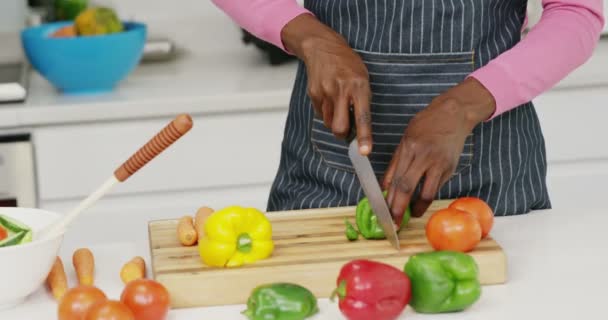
[237,233,253,253]
[330,280,347,302]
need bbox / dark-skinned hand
[281,14,373,155]
[383,77,496,223]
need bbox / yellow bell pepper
[198,206,274,268]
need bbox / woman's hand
[282,14,373,155]
[383,77,496,222]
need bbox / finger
[322,99,334,129]
[411,168,442,217]
[331,92,349,137]
[352,87,372,156]
[382,143,403,191]
[386,145,413,205]
[308,88,323,117]
[332,96,350,139]
[389,156,428,225]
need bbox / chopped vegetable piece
[47,256,68,301]
[177,215,197,246]
[0,226,7,241]
[0,214,31,232]
[344,219,359,241]
[120,256,146,284]
[194,206,214,236]
[73,248,95,285]
[0,230,26,247]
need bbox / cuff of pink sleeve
[259,4,313,53]
[468,61,523,121]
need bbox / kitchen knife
[346,110,401,250]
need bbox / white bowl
[0,207,64,310]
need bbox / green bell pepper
[403,251,482,313]
[242,283,319,320]
[355,191,411,240]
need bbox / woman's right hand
[282,14,373,156]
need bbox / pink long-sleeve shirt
[211,0,605,119]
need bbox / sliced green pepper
[242,283,319,320]
[403,251,482,313]
[344,219,359,241]
[355,191,411,240]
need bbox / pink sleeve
[210,0,311,51]
[469,0,605,119]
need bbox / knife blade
[346,110,400,250]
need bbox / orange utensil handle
[114,114,193,182]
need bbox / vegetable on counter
[120,256,146,285]
[404,251,481,314]
[120,279,170,320]
[242,283,318,320]
[177,215,198,246]
[449,197,494,239]
[58,285,107,320]
[47,256,69,301]
[73,248,95,286]
[425,207,481,252]
[198,206,274,268]
[331,260,411,320]
[349,192,411,240]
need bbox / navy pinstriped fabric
[267,0,551,216]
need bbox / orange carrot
[177,215,197,246]
[120,256,146,284]
[46,256,68,301]
[194,207,214,236]
[73,248,95,286]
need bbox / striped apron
[267,0,551,216]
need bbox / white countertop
[1,200,606,320]
[0,47,298,129]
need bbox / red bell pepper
[331,259,411,320]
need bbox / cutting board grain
[148,200,507,308]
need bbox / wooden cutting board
[148,200,507,308]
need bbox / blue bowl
[21,21,147,94]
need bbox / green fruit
[54,0,89,21]
[75,7,123,36]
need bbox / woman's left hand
[382,77,496,223]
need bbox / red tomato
[58,285,107,320]
[120,279,170,320]
[84,300,134,320]
[0,226,7,241]
[449,197,494,238]
[425,208,482,252]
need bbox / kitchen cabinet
[36,109,289,219]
